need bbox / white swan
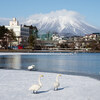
[28,65,35,71]
[29,75,44,93]
[54,74,61,90]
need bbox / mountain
[25,9,100,36]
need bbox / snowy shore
[0,69,100,100]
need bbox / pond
[0,53,100,76]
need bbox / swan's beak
[59,74,62,76]
[32,65,35,67]
[40,75,44,77]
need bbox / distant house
[5,18,29,46]
[52,34,62,41]
[83,33,100,41]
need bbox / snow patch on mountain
[25,9,100,36]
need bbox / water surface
[0,53,100,76]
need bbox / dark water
[0,53,100,76]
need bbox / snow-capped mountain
[25,9,100,36]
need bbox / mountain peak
[25,9,100,36]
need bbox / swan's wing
[29,84,40,91]
[28,66,33,70]
[54,82,60,88]
[54,82,58,87]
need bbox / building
[39,33,52,41]
[24,25,38,38]
[5,18,29,46]
[52,34,62,41]
[83,33,100,41]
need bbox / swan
[28,65,35,71]
[29,75,44,93]
[54,74,61,90]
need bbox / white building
[52,34,66,44]
[52,34,62,41]
[5,18,29,46]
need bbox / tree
[28,34,36,48]
[6,29,17,48]
[0,26,8,39]
[0,26,16,49]
[60,43,68,48]
[31,26,38,38]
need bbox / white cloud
[0,9,90,26]
[29,9,83,19]
[0,18,11,25]
[25,9,85,25]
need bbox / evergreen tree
[28,34,36,47]
[0,26,16,49]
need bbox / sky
[0,0,100,28]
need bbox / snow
[0,52,74,56]
[0,69,100,100]
[25,9,99,36]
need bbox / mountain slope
[25,9,100,36]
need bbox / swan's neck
[38,77,42,86]
[56,76,59,82]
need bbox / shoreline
[0,49,100,53]
[2,68,100,81]
[25,69,100,81]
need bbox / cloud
[0,9,91,26]
[28,9,84,19]
[25,9,85,25]
[0,18,11,25]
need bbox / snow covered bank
[0,69,100,100]
[0,52,74,56]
